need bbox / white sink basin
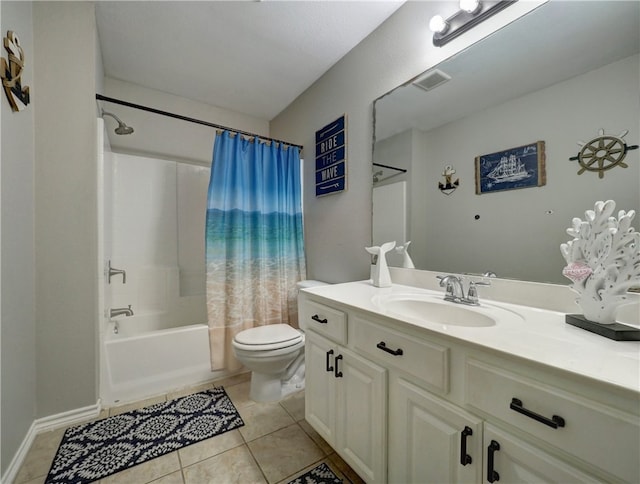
[372,293,524,328]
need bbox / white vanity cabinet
[481,424,601,483]
[301,301,387,483]
[299,288,640,484]
[389,376,483,483]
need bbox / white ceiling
[95,1,404,121]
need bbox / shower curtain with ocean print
[206,130,306,371]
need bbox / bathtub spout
[110,305,134,318]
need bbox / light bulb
[429,15,449,34]
[460,0,481,14]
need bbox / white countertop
[302,281,640,394]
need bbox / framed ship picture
[475,141,546,194]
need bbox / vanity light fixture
[430,0,517,47]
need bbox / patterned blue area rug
[45,387,244,483]
[288,462,343,484]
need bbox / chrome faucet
[438,275,465,301]
[109,305,134,318]
[107,260,127,284]
[437,275,490,306]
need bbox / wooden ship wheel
[569,129,638,178]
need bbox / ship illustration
[487,154,530,183]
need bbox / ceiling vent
[412,69,451,92]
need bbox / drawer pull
[311,314,328,324]
[325,349,334,372]
[487,440,500,482]
[376,341,404,356]
[334,354,343,378]
[510,398,565,429]
[460,426,473,466]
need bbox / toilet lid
[234,324,302,346]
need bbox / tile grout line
[243,440,272,484]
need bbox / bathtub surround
[100,151,217,405]
[45,387,244,483]
[206,131,306,371]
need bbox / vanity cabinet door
[335,346,387,484]
[305,331,337,444]
[306,329,387,483]
[389,376,482,484]
[482,424,601,484]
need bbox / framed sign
[315,115,347,197]
[475,141,546,194]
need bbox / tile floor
[14,373,364,484]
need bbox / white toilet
[232,280,327,402]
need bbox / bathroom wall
[33,1,100,418]
[108,153,208,327]
[1,1,37,475]
[270,1,544,283]
[103,77,270,166]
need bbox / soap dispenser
[365,241,395,288]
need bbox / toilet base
[249,369,305,402]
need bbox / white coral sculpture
[560,200,640,324]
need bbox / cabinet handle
[510,398,565,429]
[460,426,473,466]
[334,354,343,378]
[311,314,328,324]
[326,349,334,372]
[487,440,500,482]
[376,341,404,356]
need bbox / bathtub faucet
[107,260,127,284]
[110,305,134,318]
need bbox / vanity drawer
[352,316,449,393]
[300,299,347,345]
[466,359,640,482]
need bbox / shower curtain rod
[95,94,304,151]
[373,162,407,173]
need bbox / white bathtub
[100,314,220,405]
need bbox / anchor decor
[1,31,30,112]
[560,200,640,340]
[438,165,459,195]
[569,129,638,178]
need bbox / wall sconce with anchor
[430,0,517,47]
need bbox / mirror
[372,1,640,284]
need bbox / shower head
[101,110,134,135]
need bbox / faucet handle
[466,280,490,304]
[467,282,480,304]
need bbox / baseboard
[2,400,101,484]
[1,420,37,484]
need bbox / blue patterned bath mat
[45,387,244,483]
[288,462,343,484]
